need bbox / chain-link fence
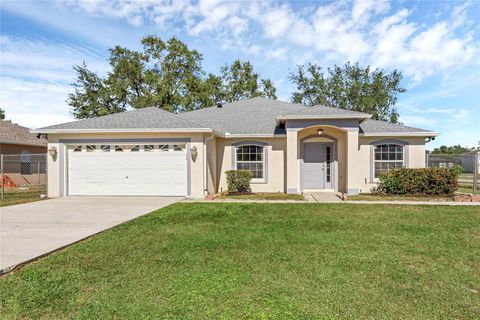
[1,153,47,201]
[426,152,479,194]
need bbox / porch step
[308,192,343,203]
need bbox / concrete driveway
[0,196,180,273]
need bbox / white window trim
[370,140,409,182]
[232,142,268,184]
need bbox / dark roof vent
[216,102,223,108]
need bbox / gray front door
[302,142,333,190]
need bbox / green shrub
[450,165,464,176]
[225,170,252,193]
[378,167,458,195]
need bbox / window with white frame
[236,145,264,180]
[373,144,405,178]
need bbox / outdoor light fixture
[191,146,198,162]
[317,128,324,136]
[48,146,57,161]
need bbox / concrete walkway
[0,196,180,274]
[307,192,343,203]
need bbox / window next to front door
[234,144,266,183]
[371,141,408,180]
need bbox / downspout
[204,133,215,195]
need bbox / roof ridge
[299,104,370,115]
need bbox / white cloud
[352,0,390,24]
[59,0,479,84]
[0,77,73,128]
[0,35,108,128]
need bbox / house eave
[360,132,440,137]
[0,141,47,148]
[223,133,287,138]
[277,114,371,121]
[31,128,214,134]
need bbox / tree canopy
[69,36,276,118]
[430,145,474,154]
[289,62,405,123]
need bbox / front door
[302,142,333,190]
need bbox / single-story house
[33,97,439,198]
[1,120,47,186]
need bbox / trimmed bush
[225,170,252,193]
[451,164,464,176]
[378,167,458,195]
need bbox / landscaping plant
[378,167,458,195]
[225,170,252,193]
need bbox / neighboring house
[33,97,439,198]
[1,120,47,186]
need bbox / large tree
[289,62,405,123]
[430,145,474,154]
[69,36,205,117]
[219,60,277,102]
[68,36,277,118]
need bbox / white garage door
[67,144,187,196]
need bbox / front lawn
[1,203,479,319]
[216,192,305,201]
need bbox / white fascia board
[360,132,440,137]
[31,128,214,134]
[276,114,371,121]
[223,133,286,138]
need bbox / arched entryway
[300,133,338,192]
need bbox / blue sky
[1,0,479,149]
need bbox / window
[144,145,154,152]
[173,144,184,151]
[159,144,169,151]
[374,144,404,178]
[73,146,82,152]
[101,145,110,152]
[114,145,123,152]
[20,150,32,175]
[236,145,264,179]
[131,145,140,152]
[86,145,96,152]
[326,146,331,183]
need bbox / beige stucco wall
[285,124,427,194]
[215,137,286,193]
[46,132,206,198]
[205,135,216,194]
[352,136,427,193]
[45,130,428,198]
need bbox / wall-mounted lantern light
[191,146,198,162]
[317,128,324,136]
[48,146,57,161]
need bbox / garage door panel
[67,147,187,196]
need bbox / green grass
[1,203,479,319]
[457,185,479,194]
[217,192,305,201]
[0,187,46,207]
[348,194,454,201]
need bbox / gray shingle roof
[36,98,435,136]
[38,107,208,131]
[178,97,304,135]
[0,121,47,147]
[283,104,370,118]
[359,119,434,134]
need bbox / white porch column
[286,129,300,194]
[345,129,360,194]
